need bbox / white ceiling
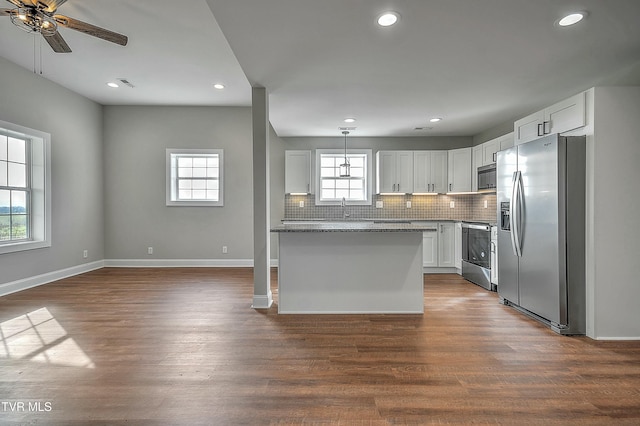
[1,0,640,137]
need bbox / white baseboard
[252,292,273,309]
[0,260,104,297]
[104,259,255,267]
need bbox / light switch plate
[484,199,488,209]
[299,200,304,208]
[450,201,455,209]
[406,201,412,208]
[376,201,384,208]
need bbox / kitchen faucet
[341,197,350,220]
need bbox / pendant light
[339,130,351,178]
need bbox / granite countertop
[281,218,497,226]
[271,222,438,233]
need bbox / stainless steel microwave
[477,163,496,192]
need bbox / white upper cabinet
[499,133,514,151]
[514,92,586,145]
[471,145,483,192]
[285,150,312,194]
[376,151,414,193]
[413,151,447,193]
[447,147,472,193]
[482,138,500,165]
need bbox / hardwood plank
[0,268,639,424]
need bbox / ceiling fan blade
[5,0,23,8]
[43,30,71,53]
[53,14,127,46]
[1,7,13,15]
[37,0,67,13]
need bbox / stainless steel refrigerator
[496,134,586,335]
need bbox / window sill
[0,240,51,255]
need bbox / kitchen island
[271,222,435,314]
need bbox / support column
[252,86,273,309]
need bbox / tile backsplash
[285,193,497,223]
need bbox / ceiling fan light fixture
[9,7,57,36]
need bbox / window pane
[192,157,207,168]
[8,137,26,163]
[206,167,218,178]
[207,157,219,168]
[351,179,363,189]
[321,179,335,189]
[0,215,9,241]
[178,180,192,190]
[11,215,27,239]
[206,190,219,201]
[192,168,207,178]
[321,167,336,178]
[206,180,219,190]
[192,190,206,199]
[11,190,27,214]
[0,189,9,213]
[0,135,7,161]
[336,189,349,199]
[350,167,364,178]
[192,180,206,190]
[321,157,336,167]
[335,179,349,189]
[349,157,364,168]
[0,161,6,186]
[178,189,192,200]
[350,189,364,200]
[8,163,26,187]
[321,189,335,199]
[178,167,193,178]
[177,157,192,168]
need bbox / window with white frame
[166,149,224,206]
[0,121,51,255]
[315,149,372,205]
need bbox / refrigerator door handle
[510,171,523,257]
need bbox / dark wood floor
[1,268,639,425]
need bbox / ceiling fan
[0,0,127,53]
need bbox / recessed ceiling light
[106,82,119,88]
[558,12,586,27]
[344,118,356,123]
[377,12,399,27]
[213,83,225,90]
[429,117,442,123]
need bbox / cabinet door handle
[543,120,551,134]
[493,152,497,162]
[449,183,452,191]
[537,123,543,137]
[307,183,310,192]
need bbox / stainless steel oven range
[461,222,494,291]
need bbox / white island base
[277,231,424,314]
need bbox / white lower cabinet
[438,222,455,268]
[422,229,438,268]
[454,222,462,272]
[419,222,455,269]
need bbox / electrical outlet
[484,199,488,209]
[299,200,304,208]
[450,201,455,209]
[83,250,88,259]
[406,201,412,209]
[376,200,384,208]
[222,246,228,254]
[148,247,153,255]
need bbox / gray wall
[0,57,104,285]
[103,105,259,261]
[587,87,640,338]
[282,136,472,151]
